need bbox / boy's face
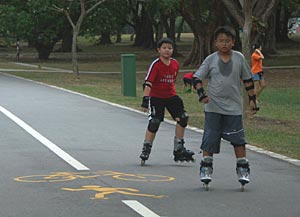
[215,33,234,54]
[157,43,173,59]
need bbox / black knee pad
[147,118,161,133]
[177,112,189,128]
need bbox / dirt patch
[264,68,300,88]
[246,115,300,136]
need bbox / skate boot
[173,138,195,163]
[236,158,250,191]
[200,156,213,191]
[140,141,152,166]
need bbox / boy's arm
[255,49,264,59]
[193,58,210,103]
[193,77,209,103]
[243,78,259,114]
[141,81,152,111]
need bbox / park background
[0,0,299,160]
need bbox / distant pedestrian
[16,38,21,60]
[182,72,194,93]
[251,43,266,103]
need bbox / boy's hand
[141,96,150,112]
[197,88,209,103]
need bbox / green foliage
[83,0,130,36]
[0,0,66,44]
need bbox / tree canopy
[0,0,299,66]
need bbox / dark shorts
[253,71,264,81]
[149,95,186,121]
[201,112,247,154]
[183,78,193,86]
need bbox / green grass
[1,33,300,160]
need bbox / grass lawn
[1,34,300,160]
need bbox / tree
[0,0,66,60]
[128,0,155,49]
[221,0,278,63]
[275,0,300,43]
[83,0,130,45]
[53,0,107,79]
[179,0,226,66]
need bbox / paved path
[0,72,299,217]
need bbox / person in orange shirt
[251,43,266,103]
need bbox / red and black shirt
[145,58,179,98]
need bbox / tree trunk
[264,11,277,54]
[34,35,58,60]
[35,44,54,60]
[60,27,73,52]
[161,14,177,55]
[133,5,155,49]
[180,0,225,66]
[241,0,252,65]
[72,29,79,79]
[176,17,185,42]
[99,32,112,44]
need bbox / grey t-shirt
[194,50,252,115]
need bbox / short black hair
[214,26,236,40]
[157,38,174,48]
[252,43,262,50]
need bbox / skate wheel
[141,160,145,166]
[240,185,245,192]
[204,183,209,191]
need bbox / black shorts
[149,95,185,121]
[201,112,247,154]
[183,78,193,86]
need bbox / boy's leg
[167,96,194,162]
[234,145,250,182]
[234,145,246,158]
[175,122,184,139]
[257,79,266,100]
[199,112,223,185]
[254,80,260,101]
[145,129,156,142]
[140,97,164,162]
[222,115,250,184]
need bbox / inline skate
[139,141,152,166]
[173,138,195,163]
[200,157,213,191]
[236,159,250,192]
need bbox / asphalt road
[0,73,299,217]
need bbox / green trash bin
[121,54,136,97]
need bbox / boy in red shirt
[182,72,194,93]
[140,38,195,166]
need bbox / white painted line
[122,200,161,217]
[0,106,90,171]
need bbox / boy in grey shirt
[193,26,258,190]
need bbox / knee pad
[177,112,189,128]
[147,118,161,133]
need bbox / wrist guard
[141,96,150,108]
[197,88,207,102]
